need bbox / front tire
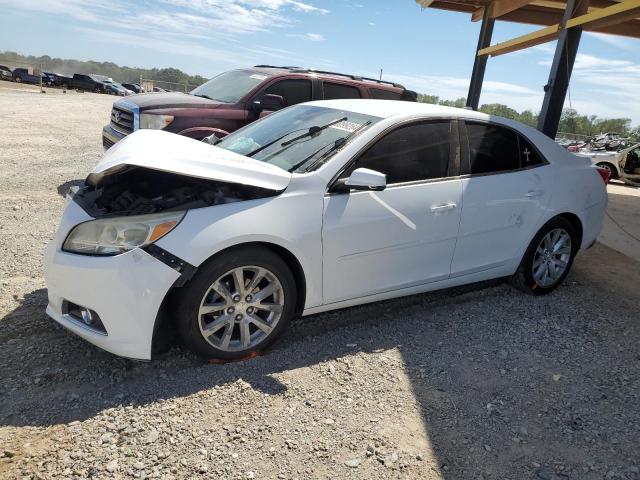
[176,246,297,359]
[510,217,578,295]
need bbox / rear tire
[596,162,618,179]
[510,217,578,295]
[176,246,297,360]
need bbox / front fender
[155,194,324,309]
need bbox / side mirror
[335,168,387,192]
[253,94,285,112]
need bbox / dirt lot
[1,84,639,480]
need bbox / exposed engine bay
[73,166,280,217]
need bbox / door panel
[451,166,553,275]
[322,180,462,303]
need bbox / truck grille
[103,136,115,150]
[110,105,134,134]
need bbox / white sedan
[45,100,608,360]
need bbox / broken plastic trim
[144,244,196,287]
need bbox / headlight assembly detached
[63,211,185,256]
[140,113,174,130]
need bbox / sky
[0,0,639,125]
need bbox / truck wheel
[15,77,21,83]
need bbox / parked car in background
[12,68,41,84]
[102,65,417,150]
[0,65,12,81]
[42,72,68,87]
[578,142,640,185]
[122,83,145,94]
[103,80,129,96]
[65,74,108,93]
[153,86,167,92]
[48,100,607,360]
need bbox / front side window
[263,79,312,106]
[191,70,271,103]
[216,104,380,173]
[352,121,452,184]
[324,82,362,100]
[466,122,520,174]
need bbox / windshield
[216,105,381,173]
[190,69,270,103]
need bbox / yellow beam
[478,24,560,56]
[477,0,640,56]
[566,0,640,29]
[472,0,535,21]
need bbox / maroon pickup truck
[102,65,416,149]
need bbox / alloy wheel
[198,265,284,352]
[532,228,572,288]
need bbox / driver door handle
[430,203,457,213]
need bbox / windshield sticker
[250,74,268,80]
[329,120,362,133]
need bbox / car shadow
[1,245,639,478]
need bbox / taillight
[596,166,611,184]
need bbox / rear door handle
[524,190,544,198]
[430,203,457,213]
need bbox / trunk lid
[89,130,291,191]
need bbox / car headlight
[63,211,185,256]
[140,113,174,130]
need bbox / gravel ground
[1,84,639,480]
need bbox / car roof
[251,66,405,91]
[304,99,490,120]
[304,99,559,150]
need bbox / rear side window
[323,82,362,100]
[370,88,402,100]
[264,79,312,106]
[518,135,545,168]
[354,121,452,184]
[466,122,520,174]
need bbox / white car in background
[45,100,608,360]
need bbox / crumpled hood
[89,130,291,191]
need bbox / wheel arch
[594,160,620,178]
[555,212,584,249]
[151,241,308,355]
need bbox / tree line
[2,50,637,140]
[418,94,639,141]
[0,51,209,88]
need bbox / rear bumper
[578,197,607,250]
[102,124,127,150]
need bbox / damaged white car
[45,100,608,360]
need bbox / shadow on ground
[1,244,639,479]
